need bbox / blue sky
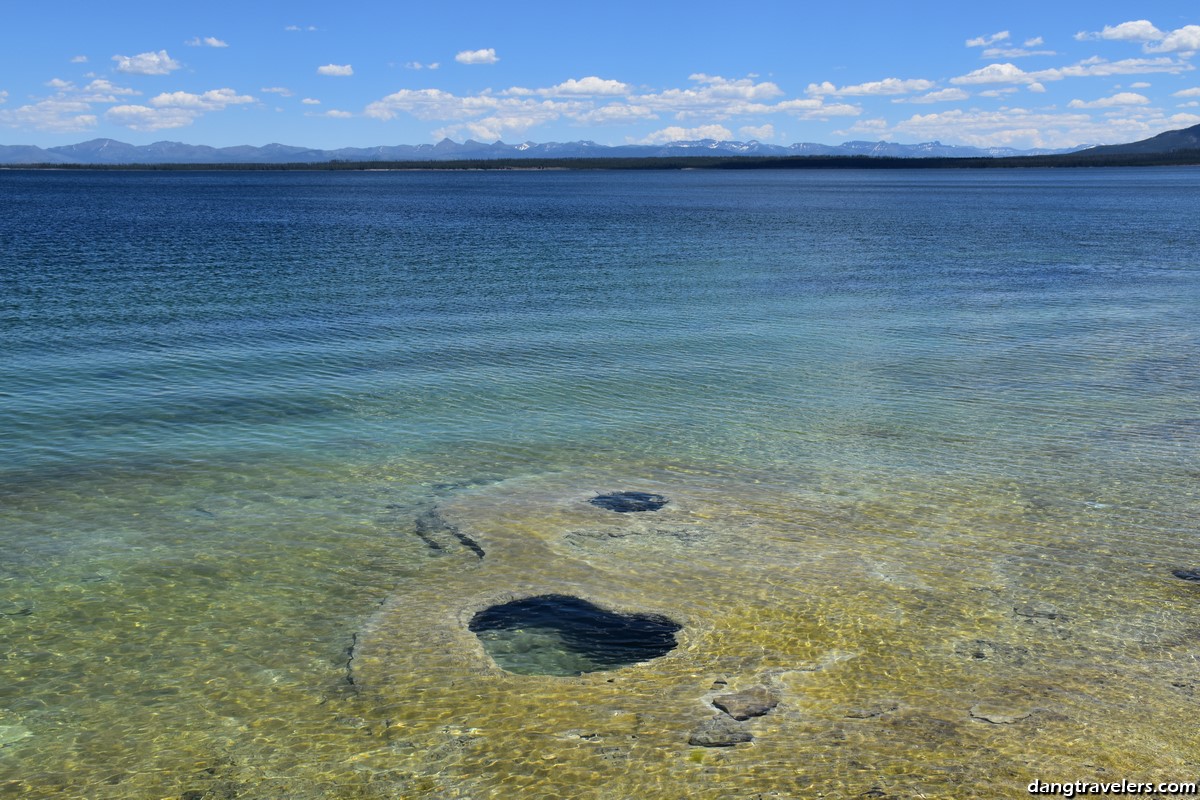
[3,1,1199,150]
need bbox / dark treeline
[6,149,1200,171]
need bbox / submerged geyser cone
[469,594,681,676]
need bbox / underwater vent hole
[468,594,681,676]
[589,491,668,513]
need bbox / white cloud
[982,47,1056,59]
[302,98,321,105]
[882,106,1200,149]
[634,125,733,144]
[1027,82,1047,93]
[113,50,181,76]
[317,64,353,76]
[835,118,889,137]
[314,110,352,118]
[739,123,774,140]
[545,77,629,96]
[967,31,1010,47]
[455,48,498,65]
[896,88,970,104]
[285,25,318,32]
[261,87,293,97]
[365,73,858,140]
[105,104,196,130]
[1077,20,1200,54]
[807,77,935,96]
[1025,37,1044,47]
[632,74,788,120]
[574,103,657,124]
[979,88,1020,97]
[0,98,97,132]
[150,88,255,110]
[78,79,139,102]
[0,90,7,104]
[70,55,88,63]
[186,36,228,48]
[1174,87,1200,97]
[1081,20,1164,42]
[951,57,1192,87]
[46,78,73,89]
[1181,101,1200,108]
[1068,92,1152,108]
[405,61,440,70]
[1130,81,1152,88]
[952,63,1033,85]
[1148,26,1200,54]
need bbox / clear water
[2,168,1199,798]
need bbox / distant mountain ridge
[1076,123,1200,156]
[0,136,1086,165]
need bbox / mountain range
[3,123,1199,166]
[0,136,1085,165]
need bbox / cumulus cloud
[0,90,7,104]
[1174,87,1200,96]
[896,88,970,104]
[302,98,321,104]
[1130,81,1152,88]
[1078,20,1163,42]
[70,55,88,63]
[46,78,73,89]
[285,25,318,32]
[545,77,629,96]
[405,61,440,70]
[1077,20,1200,54]
[77,79,139,102]
[113,50,181,75]
[100,87,254,130]
[952,63,1033,85]
[455,48,498,65]
[261,87,293,96]
[0,98,97,132]
[967,31,1010,47]
[105,104,196,130]
[635,124,734,144]
[317,64,353,76]
[1068,92,1152,108]
[808,77,935,96]
[186,36,228,48]
[149,88,255,110]
[364,72,859,141]
[323,110,352,118]
[1149,26,1200,53]
[1025,37,1044,47]
[739,123,774,140]
[952,57,1192,87]
[574,103,657,124]
[885,106,1200,149]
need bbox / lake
[2,167,1199,798]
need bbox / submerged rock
[1172,569,1200,582]
[969,704,1036,725]
[413,508,485,559]
[0,725,31,747]
[712,685,779,721]
[688,715,753,747]
[589,492,668,513]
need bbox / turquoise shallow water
[1,168,1199,798]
